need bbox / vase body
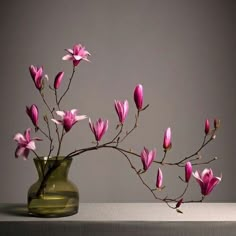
[27,157,79,217]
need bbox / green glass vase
[27,157,79,217]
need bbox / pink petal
[192,171,202,182]
[73,44,81,54]
[63,118,73,132]
[24,128,31,142]
[89,118,95,132]
[51,119,62,125]
[102,120,108,134]
[65,48,73,54]
[206,176,222,195]
[56,111,65,118]
[201,168,211,179]
[29,65,37,78]
[75,115,87,121]
[73,55,82,61]
[123,100,129,116]
[71,109,78,115]
[14,133,26,143]
[15,146,25,158]
[26,141,36,150]
[62,55,73,61]
[23,149,30,160]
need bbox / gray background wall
[0,0,235,203]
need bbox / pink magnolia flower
[89,118,109,142]
[51,109,87,132]
[134,84,143,110]
[140,147,156,171]
[156,167,163,189]
[14,128,42,159]
[62,44,90,67]
[185,161,192,183]
[29,65,44,90]
[192,168,222,196]
[205,119,210,135]
[163,127,171,150]
[26,104,39,127]
[114,100,129,124]
[54,71,64,89]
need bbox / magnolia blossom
[163,127,171,150]
[192,168,222,196]
[185,161,192,183]
[89,118,109,142]
[62,44,90,66]
[114,100,129,124]
[156,168,163,189]
[14,128,42,159]
[134,84,143,110]
[140,147,156,171]
[52,109,87,132]
[26,104,39,127]
[54,71,64,89]
[29,65,44,90]
[205,119,210,135]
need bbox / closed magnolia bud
[134,84,143,111]
[214,119,220,129]
[176,198,183,208]
[156,168,163,189]
[54,71,64,89]
[163,127,171,150]
[185,161,192,183]
[204,119,210,135]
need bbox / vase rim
[33,156,72,161]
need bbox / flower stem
[58,66,75,106]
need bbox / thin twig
[58,66,75,106]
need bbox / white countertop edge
[0,203,236,222]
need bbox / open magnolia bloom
[89,118,109,142]
[192,168,222,196]
[140,147,156,171]
[13,43,222,215]
[114,100,129,124]
[62,44,90,66]
[14,128,42,159]
[52,109,87,132]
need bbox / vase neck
[34,158,72,180]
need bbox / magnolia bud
[214,119,220,129]
[54,71,64,89]
[156,168,163,189]
[185,161,192,182]
[163,127,171,150]
[204,119,210,135]
[134,84,143,110]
